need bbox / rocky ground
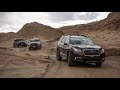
[0,12,120,78]
[0,41,56,78]
[0,40,120,78]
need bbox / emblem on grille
[90,50,94,53]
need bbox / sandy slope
[44,56,120,78]
[0,12,120,78]
[0,40,120,78]
[0,41,56,78]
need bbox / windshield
[30,39,40,42]
[69,37,95,45]
[15,39,24,42]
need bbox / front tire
[68,52,74,66]
[56,49,62,61]
[24,44,27,47]
[29,47,32,51]
[38,46,41,50]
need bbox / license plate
[90,56,94,57]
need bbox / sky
[0,12,110,33]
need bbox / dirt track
[0,41,120,78]
[0,41,56,78]
[1,12,120,78]
[44,56,120,78]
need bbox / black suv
[28,38,41,50]
[13,38,27,48]
[56,35,105,66]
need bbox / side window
[59,36,64,43]
[61,37,67,44]
[64,37,68,43]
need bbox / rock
[44,56,51,59]
[25,53,30,56]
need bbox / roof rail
[81,35,87,37]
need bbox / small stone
[25,53,30,56]
[44,56,51,59]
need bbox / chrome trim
[83,49,100,56]
[60,52,66,57]
[75,57,82,60]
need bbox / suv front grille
[20,42,25,44]
[83,49,100,56]
[31,43,38,46]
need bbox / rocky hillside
[1,12,120,48]
[0,12,120,56]
[0,32,16,42]
[17,22,62,41]
[58,12,120,31]
[58,12,120,49]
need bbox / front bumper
[18,43,27,46]
[29,45,40,49]
[74,53,105,63]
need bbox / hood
[72,44,101,49]
[18,41,25,43]
[29,42,41,45]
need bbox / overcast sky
[0,12,110,33]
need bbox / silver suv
[28,38,42,50]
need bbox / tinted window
[59,36,64,43]
[61,37,67,44]
[15,39,24,42]
[70,37,94,45]
[30,39,40,42]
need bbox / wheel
[95,62,102,66]
[68,52,74,66]
[56,49,62,61]
[14,43,17,48]
[24,44,27,47]
[25,44,27,47]
[29,47,32,51]
[38,46,41,50]
[39,46,41,49]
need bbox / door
[60,37,68,57]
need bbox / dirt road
[45,56,120,78]
[0,41,120,78]
[0,42,55,78]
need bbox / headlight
[100,48,104,54]
[72,47,82,53]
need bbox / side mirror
[64,43,68,46]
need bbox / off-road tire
[68,52,74,66]
[38,46,41,50]
[56,49,62,61]
[24,44,27,47]
[29,47,32,51]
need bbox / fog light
[75,57,82,60]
